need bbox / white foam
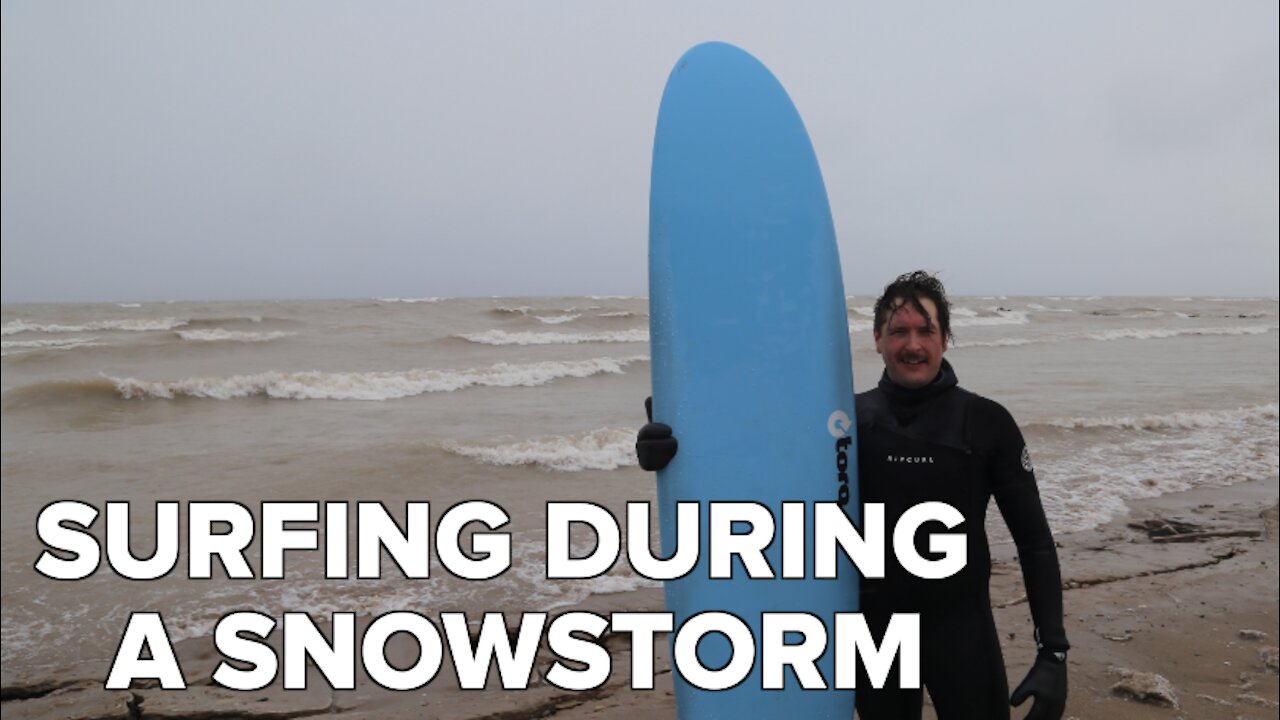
[176,329,297,343]
[458,329,649,345]
[1,336,104,356]
[952,325,1278,352]
[848,320,874,333]
[1026,304,1074,313]
[1036,407,1279,533]
[952,310,1029,327]
[2,317,188,335]
[534,314,581,325]
[376,297,444,303]
[598,311,643,318]
[117,303,142,308]
[951,338,1039,349]
[1086,325,1277,341]
[442,428,637,472]
[1041,403,1278,432]
[849,305,875,317]
[109,356,648,401]
[2,336,102,350]
[951,307,979,317]
[574,572,661,597]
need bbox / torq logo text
[828,410,853,507]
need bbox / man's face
[874,296,947,389]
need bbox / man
[636,271,1068,719]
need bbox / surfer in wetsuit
[636,270,1069,720]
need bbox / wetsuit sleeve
[981,400,1070,652]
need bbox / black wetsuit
[854,360,1068,720]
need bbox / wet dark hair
[873,270,953,342]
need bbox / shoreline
[3,478,1276,719]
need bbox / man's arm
[981,399,1068,720]
[983,399,1068,652]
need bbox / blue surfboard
[649,43,859,718]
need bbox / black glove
[1010,650,1067,720]
[636,397,678,471]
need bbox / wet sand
[3,478,1276,719]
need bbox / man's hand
[636,397,678,471]
[1010,651,1067,720]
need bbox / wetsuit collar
[878,358,958,403]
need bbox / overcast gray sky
[3,1,1277,303]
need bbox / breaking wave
[1,336,104,356]
[442,428,637,472]
[1035,404,1279,533]
[183,316,270,327]
[2,357,650,406]
[2,318,189,335]
[952,324,1278,350]
[457,329,649,345]
[106,356,649,400]
[534,314,581,325]
[1085,325,1277,341]
[1035,403,1278,432]
[848,320,874,333]
[951,338,1038,349]
[175,329,296,343]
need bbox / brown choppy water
[2,295,1277,677]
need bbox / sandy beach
[4,476,1275,720]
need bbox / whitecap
[108,356,649,401]
[457,329,649,345]
[950,338,1039,349]
[534,314,581,325]
[442,428,637,472]
[952,310,1029,327]
[2,318,188,335]
[848,320,874,333]
[1085,325,1277,342]
[1035,405,1278,532]
[1,336,104,356]
[176,329,296,343]
[1040,403,1278,432]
